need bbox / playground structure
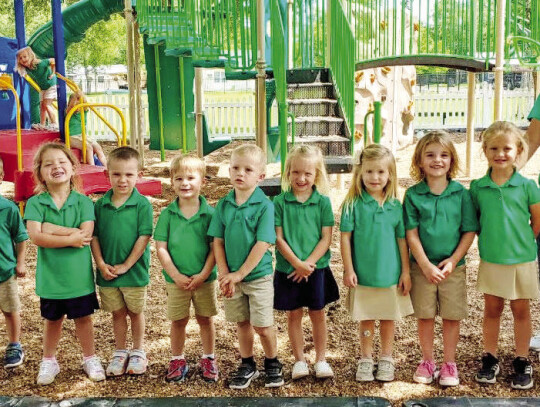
[0,0,539,201]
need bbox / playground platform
[0,129,162,201]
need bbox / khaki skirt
[477,260,539,300]
[347,284,414,321]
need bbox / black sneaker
[4,343,24,368]
[229,362,259,389]
[475,353,500,384]
[511,357,534,390]
[264,359,284,388]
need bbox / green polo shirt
[403,180,479,266]
[24,191,95,299]
[154,196,216,283]
[470,170,540,265]
[94,189,153,287]
[340,193,405,288]
[68,111,83,136]
[207,187,275,282]
[28,59,56,91]
[274,188,334,274]
[0,196,28,283]
[528,95,540,121]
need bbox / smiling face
[229,153,265,193]
[484,134,520,172]
[39,148,74,189]
[172,168,204,201]
[361,159,390,197]
[106,157,140,197]
[289,156,316,196]
[419,142,452,180]
[17,49,32,68]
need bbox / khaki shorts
[224,274,274,327]
[40,86,57,101]
[0,275,20,313]
[347,284,413,322]
[477,260,539,300]
[99,286,147,313]
[410,263,468,320]
[166,280,218,321]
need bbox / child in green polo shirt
[471,121,540,390]
[273,145,339,380]
[404,131,478,387]
[0,157,28,369]
[91,146,153,377]
[155,155,218,383]
[340,144,413,383]
[208,144,284,389]
[24,143,105,385]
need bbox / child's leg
[85,143,95,165]
[510,299,532,357]
[253,325,278,359]
[483,294,505,355]
[309,309,327,362]
[92,142,107,167]
[380,320,395,357]
[196,315,215,355]
[74,315,96,357]
[237,321,255,357]
[39,101,47,126]
[43,318,64,358]
[418,318,435,361]
[127,310,145,350]
[3,311,21,344]
[171,317,189,355]
[287,309,305,362]
[442,319,460,363]
[44,99,57,124]
[112,308,129,350]
[359,320,375,358]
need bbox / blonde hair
[281,144,329,194]
[342,144,397,210]
[67,90,87,114]
[108,146,141,170]
[170,154,206,179]
[33,143,81,193]
[15,47,39,75]
[482,121,528,167]
[410,130,460,182]
[230,144,266,172]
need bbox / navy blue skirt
[273,266,339,311]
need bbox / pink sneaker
[413,360,438,384]
[439,362,459,387]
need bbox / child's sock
[8,342,21,347]
[242,356,256,367]
[43,356,57,363]
[172,354,185,361]
[202,353,215,360]
[83,354,97,362]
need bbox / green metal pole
[179,56,187,152]
[154,44,165,162]
[374,101,382,144]
[280,105,288,175]
[364,110,374,146]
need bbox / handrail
[507,36,540,68]
[0,77,24,212]
[65,102,127,163]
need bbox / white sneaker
[356,358,374,381]
[83,355,106,382]
[291,360,309,380]
[530,333,540,351]
[36,359,60,385]
[314,360,334,379]
[376,356,395,382]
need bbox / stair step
[287,117,344,138]
[289,135,350,157]
[259,177,281,197]
[324,156,354,174]
[287,83,334,99]
[288,99,338,117]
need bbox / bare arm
[397,237,411,295]
[340,232,357,287]
[275,226,303,269]
[438,232,476,273]
[305,226,332,265]
[90,237,116,280]
[186,244,216,291]
[155,241,191,289]
[113,235,151,275]
[531,202,540,237]
[15,241,26,277]
[27,220,92,248]
[526,118,540,161]
[233,241,271,281]
[406,228,446,284]
[41,222,80,236]
[213,237,230,277]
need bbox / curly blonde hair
[281,144,329,194]
[410,130,460,182]
[32,143,81,193]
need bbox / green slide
[28,0,123,58]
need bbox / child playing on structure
[471,121,540,390]
[91,146,152,377]
[273,145,339,380]
[403,131,478,387]
[0,157,28,369]
[155,155,218,383]
[15,47,57,129]
[340,144,413,382]
[66,91,107,167]
[24,143,105,385]
[208,144,284,389]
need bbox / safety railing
[330,0,355,154]
[291,0,327,69]
[65,103,127,163]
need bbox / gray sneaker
[375,356,395,381]
[355,358,374,381]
